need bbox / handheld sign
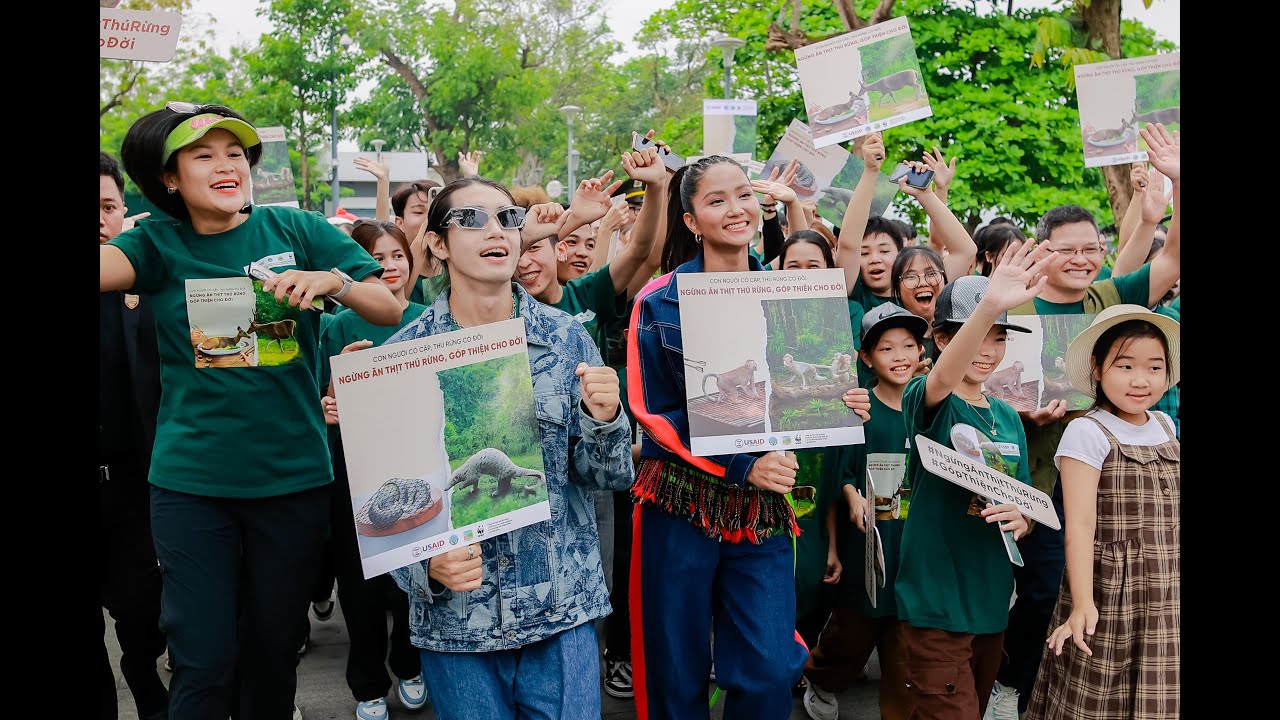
[914,433,1060,530]
[863,467,887,607]
[950,424,1025,567]
[1074,53,1180,168]
[703,99,759,159]
[100,7,183,62]
[983,314,1099,413]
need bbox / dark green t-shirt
[831,389,911,617]
[895,375,1031,635]
[1028,263,1150,315]
[409,272,451,306]
[318,301,429,390]
[552,265,627,358]
[794,447,837,619]
[109,206,382,498]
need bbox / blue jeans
[418,622,600,720]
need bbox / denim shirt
[386,283,634,652]
[628,253,766,486]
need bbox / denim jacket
[627,253,766,487]
[387,283,634,652]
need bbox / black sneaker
[604,659,634,699]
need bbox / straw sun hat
[1065,304,1180,398]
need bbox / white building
[325,151,445,217]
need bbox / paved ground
[107,602,885,719]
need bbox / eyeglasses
[899,269,944,289]
[1049,245,1105,258]
[791,485,817,519]
[443,205,526,230]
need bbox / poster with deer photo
[1075,53,1180,168]
[330,319,550,579]
[185,276,311,368]
[704,99,759,160]
[794,16,932,149]
[251,126,301,208]
[982,314,1098,412]
[759,120,898,228]
[677,269,862,456]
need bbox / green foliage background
[437,354,542,465]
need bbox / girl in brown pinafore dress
[1025,306,1180,720]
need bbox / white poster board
[1075,53,1181,168]
[678,269,862,456]
[914,434,1060,530]
[331,319,551,578]
[100,7,183,62]
[703,99,759,159]
[794,17,932,149]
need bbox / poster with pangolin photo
[329,318,549,578]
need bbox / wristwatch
[330,268,354,300]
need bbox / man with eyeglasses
[988,167,1181,719]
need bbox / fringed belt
[632,457,799,544]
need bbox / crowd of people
[99,99,1179,720]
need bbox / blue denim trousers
[418,622,600,720]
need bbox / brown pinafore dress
[1025,413,1180,720]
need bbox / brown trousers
[805,609,913,720]
[900,624,1005,720]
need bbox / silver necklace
[450,292,518,330]
[961,399,998,436]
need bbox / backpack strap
[1083,280,1122,313]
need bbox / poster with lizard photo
[703,99,759,159]
[794,16,932,149]
[1074,53,1180,168]
[758,119,898,228]
[330,318,549,578]
[250,126,301,207]
[678,268,862,456]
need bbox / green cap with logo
[163,113,261,164]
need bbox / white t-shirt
[1054,409,1176,472]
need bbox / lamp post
[559,105,582,193]
[709,35,745,99]
[370,138,386,162]
[330,32,354,214]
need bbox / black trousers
[603,490,634,661]
[328,434,420,701]
[151,484,329,720]
[98,472,169,719]
[996,481,1067,712]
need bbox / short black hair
[777,230,835,269]
[392,179,440,218]
[100,151,124,195]
[1034,205,1097,244]
[863,215,907,249]
[121,104,263,224]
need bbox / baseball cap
[1064,304,1180,397]
[163,112,261,164]
[860,302,929,347]
[612,178,646,204]
[932,276,1032,333]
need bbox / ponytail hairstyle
[351,219,414,276]
[778,230,836,269]
[423,177,517,269]
[660,155,748,274]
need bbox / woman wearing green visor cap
[100,102,401,719]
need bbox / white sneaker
[984,681,1020,720]
[356,698,388,720]
[397,674,428,710]
[292,705,303,720]
[803,680,839,720]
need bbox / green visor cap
[163,113,261,164]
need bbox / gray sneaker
[803,680,839,720]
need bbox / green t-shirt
[409,271,451,306]
[552,265,627,358]
[793,447,838,619]
[895,375,1031,635]
[109,206,382,498]
[830,389,911,617]
[1096,263,1113,281]
[1027,263,1150,315]
[318,301,429,390]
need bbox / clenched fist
[576,362,620,422]
[747,451,798,494]
[427,544,484,592]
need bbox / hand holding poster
[251,127,302,208]
[330,319,550,578]
[794,17,932,148]
[704,99,759,160]
[759,120,898,228]
[1074,53,1180,168]
[982,314,1097,412]
[950,424,1024,566]
[914,433,1060,530]
[863,468,887,608]
[678,269,862,456]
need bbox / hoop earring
[695,234,702,244]
[166,187,176,195]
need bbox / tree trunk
[766,0,897,51]
[1079,0,1130,225]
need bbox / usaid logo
[740,438,767,448]
[424,539,446,552]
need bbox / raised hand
[746,451,798,494]
[458,150,484,178]
[800,200,819,227]
[895,160,932,199]
[857,132,886,173]
[1138,166,1172,224]
[520,202,566,244]
[980,240,1056,313]
[922,146,957,191]
[354,156,390,182]
[575,362,621,422]
[570,171,626,225]
[428,544,484,592]
[1139,123,1179,182]
[751,179,798,205]
[597,202,629,237]
[121,211,151,233]
[1129,162,1150,192]
[622,133,669,185]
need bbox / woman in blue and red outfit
[626,156,869,719]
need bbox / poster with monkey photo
[984,314,1097,412]
[677,268,863,456]
[330,319,550,579]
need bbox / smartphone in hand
[889,162,935,190]
[633,134,685,173]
